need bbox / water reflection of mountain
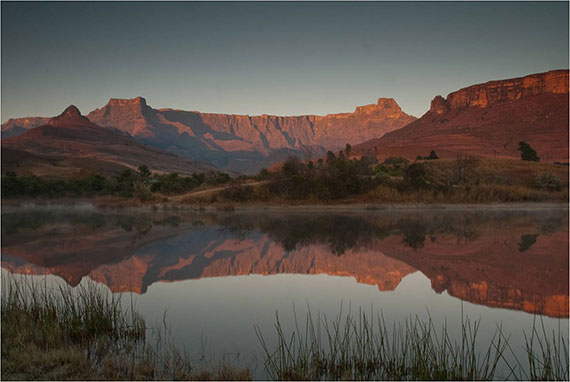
[2,209,568,318]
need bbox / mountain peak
[354,97,407,116]
[376,98,401,111]
[429,96,450,115]
[62,105,82,117]
[48,105,93,127]
[107,96,147,108]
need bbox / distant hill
[3,97,416,174]
[354,70,569,162]
[1,105,216,178]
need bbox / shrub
[534,173,562,191]
[133,181,153,201]
[453,151,479,185]
[258,168,271,179]
[426,150,439,160]
[382,156,409,167]
[519,141,540,162]
[402,163,429,190]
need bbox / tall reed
[255,305,569,381]
[1,275,251,380]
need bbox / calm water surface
[2,205,568,378]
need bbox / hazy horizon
[2,2,568,122]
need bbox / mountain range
[2,105,215,177]
[2,97,416,174]
[1,69,568,176]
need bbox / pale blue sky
[2,2,568,122]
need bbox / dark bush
[268,154,378,201]
[426,150,439,160]
[402,163,429,190]
[518,141,540,162]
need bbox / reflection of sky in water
[1,207,568,378]
[5,269,567,380]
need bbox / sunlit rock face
[354,69,569,162]
[86,96,416,172]
[446,70,569,110]
[429,96,450,115]
[2,96,416,173]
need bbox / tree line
[1,166,231,200]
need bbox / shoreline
[2,199,568,213]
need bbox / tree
[258,168,270,179]
[518,141,540,162]
[426,150,439,160]
[137,165,151,180]
[345,143,352,157]
[453,151,478,184]
[326,151,336,163]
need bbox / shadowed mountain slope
[1,106,216,178]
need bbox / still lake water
[2,205,568,378]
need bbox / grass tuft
[1,275,251,381]
[255,306,569,381]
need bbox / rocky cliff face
[88,96,415,172]
[2,97,416,173]
[430,70,569,112]
[355,69,569,162]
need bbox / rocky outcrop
[355,69,569,162]
[443,70,569,110]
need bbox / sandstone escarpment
[2,96,416,173]
[441,70,569,111]
[355,69,569,162]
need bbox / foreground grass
[1,276,251,381]
[2,276,568,380]
[255,307,569,381]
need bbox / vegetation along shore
[2,146,568,208]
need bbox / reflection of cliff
[372,226,569,318]
[2,209,568,318]
[1,211,191,287]
[89,239,415,294]
[3,233,415,295]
